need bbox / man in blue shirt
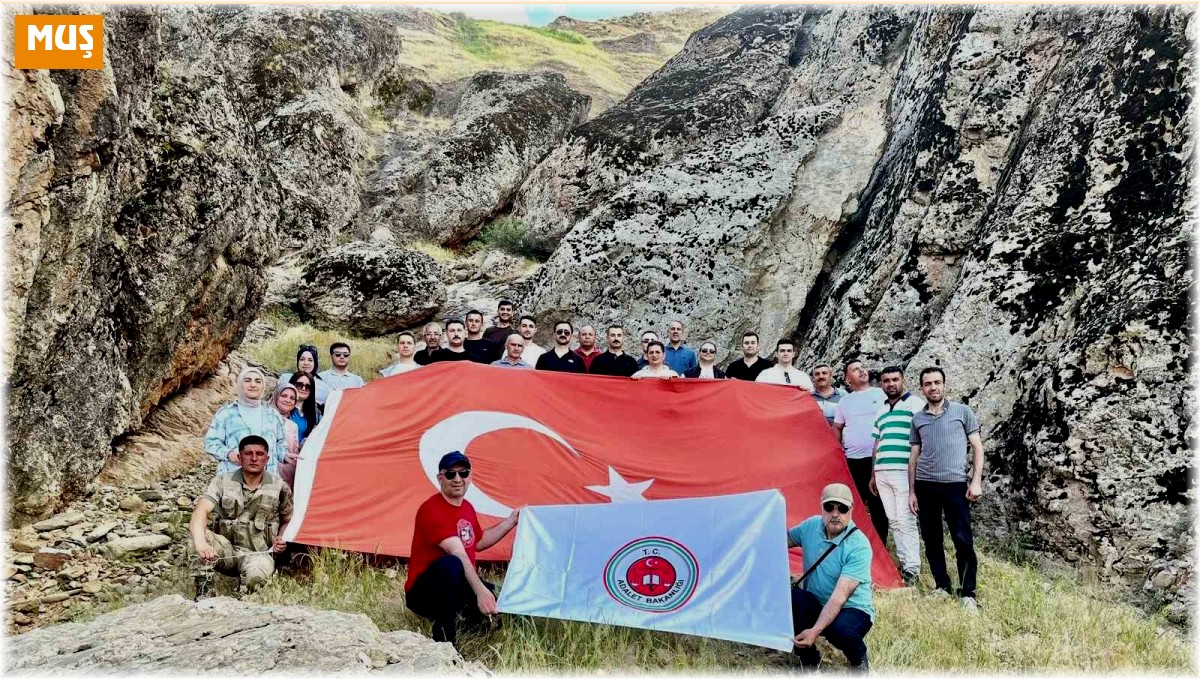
[663,320,698,375]
[786,483,874,672]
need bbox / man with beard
[590,325,639,377]
[868,366,924,586]
[483,300,517,345]
[909,367,984,613]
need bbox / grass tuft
[451,13,497,59]
[410,239,459,265]
[471,217,556,262]
[524,26,589,45]
[244,320,396,382]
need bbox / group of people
[190,300,987,673]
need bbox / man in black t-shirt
[430,320,475,363]
[590,325,639,377]
[482,300,517,345]
[725,331,773,381]
[536,321,585,373]
[464,309,501,364]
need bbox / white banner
[496,490,795,651]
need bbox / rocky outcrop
[5,594,485,673]
[358,70,590,246]
[3,6,410,522]
[298,241,447,335]
[520,5,1193,611]
[513,7,808,244]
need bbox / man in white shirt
[517,315,545,365]
[318,342,366,393]
[833,359,887,543]
[755,339,814,391]
[380,332,423,377]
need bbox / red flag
[284,362,902,588]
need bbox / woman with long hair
[288,371,322,443]
[203,366,288,473]
[279,344,330,408]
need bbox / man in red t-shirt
[405,450,520,646]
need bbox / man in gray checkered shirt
[907,367,984,613]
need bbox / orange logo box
[14,15,104,70]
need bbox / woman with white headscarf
[203,367,288,474]
[270,382,302,488]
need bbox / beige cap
[820,483,854,508]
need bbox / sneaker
[961,596,979,614]
[930,588,953,600]
[901,570,919,587]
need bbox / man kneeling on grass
[787,483,875,673]
[405,451,521,647]
[189,435,292,598]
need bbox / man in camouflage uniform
[188,434,293,597]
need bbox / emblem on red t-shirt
[457,518,475,547]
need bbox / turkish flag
[284,362,902,588]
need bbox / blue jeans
[790,587,872,666]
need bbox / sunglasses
[700,348,716,354]
[822,501,850,514]
[332,352,350,358]
[784,372,792,384]
[294,382,311,390]
[555,329,572,336]
[441,469,471,480]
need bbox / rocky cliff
[519,5,1194,613]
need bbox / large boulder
[3,6,407,522]
[512,7,807,245]
[4,594,486,674]
[299,241,447,335]
[213,7,412,252]
[4,6,281,522]
[357,70,591,245]
[520,5,1193,611]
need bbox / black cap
[438,451,471,470]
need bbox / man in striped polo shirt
[868,366,925,586]
[908,367,984,613]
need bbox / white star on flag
[585,466,655,502]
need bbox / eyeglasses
[294,383,311,391]
[332,352,350,358]
[784,372,792,384]
[555,329,572,336]
[700,348,716,354]
[441,469,471,480]
[822,501,850,514]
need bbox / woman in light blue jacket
[204,366,288,474]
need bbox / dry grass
[244,547,1192,672]
[244,317,397,382]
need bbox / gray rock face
[299,241,447,335]
[521,5,1193,611]
[513,7,807,244]
[4,594,485,674]
[358,70,590,246]
[3,6,408,522]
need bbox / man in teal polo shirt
[786,483,875,672]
